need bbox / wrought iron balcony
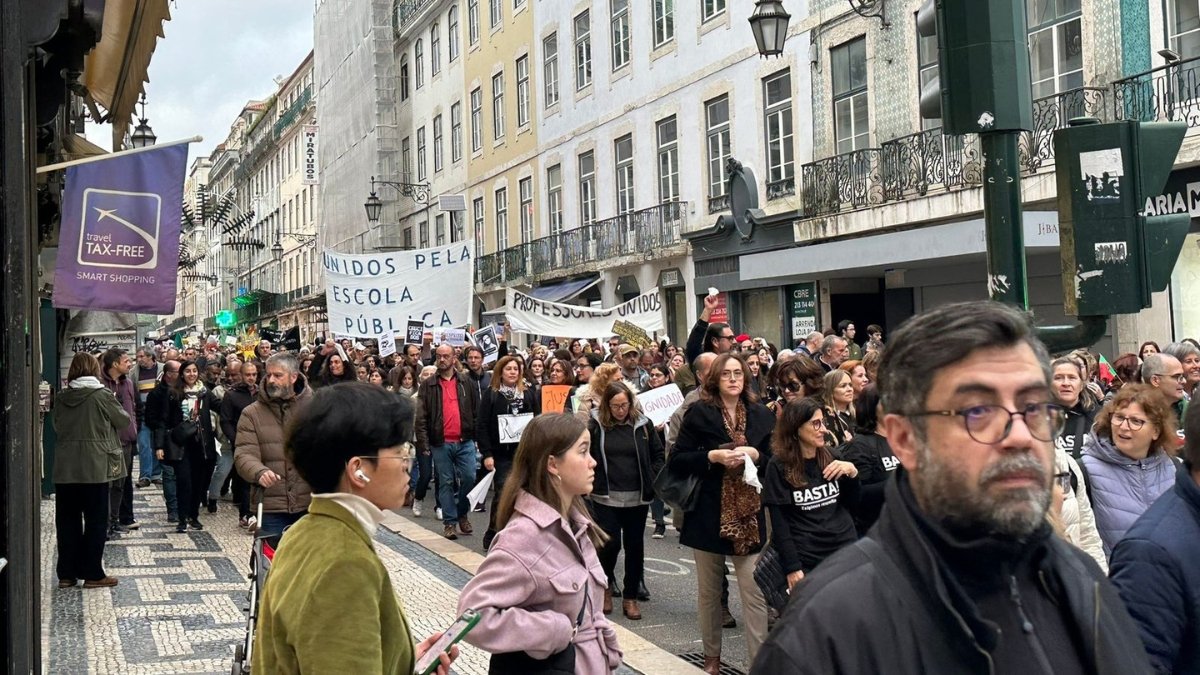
[801,86,1110,218]
[396,0,437,32]
[1113,55,1200,127]
[476,202,687,287]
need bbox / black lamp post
[270,238,285,262]
[749,0,791,57]
[364,189,383,224]
[129,93,157,148]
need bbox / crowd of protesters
[50,303,1200,675]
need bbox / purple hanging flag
[53,143,188,314]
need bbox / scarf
[68,376,105,390]
[719,401,761,556]
[180,381,206,421]
[498,384,518,400]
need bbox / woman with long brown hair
[478,355,540,551]
[820,369,855,447]
[668,353,774,673]
[763,397,859,594]
[457,414,623,673]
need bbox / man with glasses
[754,301,1149,674]
[1143,353,1188,422]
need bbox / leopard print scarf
[718,402,760,556]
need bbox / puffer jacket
[1080,432,1177,558]
[1054,446,1107,572]
[233,374,313,514]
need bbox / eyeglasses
[1156,372,1188,383]
[719,370,745,380]
[1111,413,1148,431]
[610,402,631,411]
[908,402,1066,444]
[783,381,803,393]
[808,418,826,430]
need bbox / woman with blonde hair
[820,369,855,447]
[573,362,622,419]
[458,414,623,673]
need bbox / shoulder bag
[753,543,790,613]
[165,420,200,462]
[487,585,589,674]
[653,462,702,513]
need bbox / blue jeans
[433,440,476,526]
[207,442,234,501]
[260,511,306,549]
[137,425,160,480]
[162,463,177,517]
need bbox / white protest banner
[505,287,664,338]
[498,413,534,444]
[432,327,468,346]
[639,384,684,426]
[378,331,397,358]
[323,242,473,338]
[475,325,500,365]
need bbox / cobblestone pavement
[41,475,654,674]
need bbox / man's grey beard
[265,383,289,400]
[912,437,1051,539]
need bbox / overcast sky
[86,0,314,165]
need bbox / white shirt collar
[312,492,386,540]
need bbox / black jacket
[752,470,1153,675]
[418,370,480,446]
[219,382,257,446]
[151,384,220,460]
[144,380,169,434]
[588,412,664,504]
[839,431,898,534]
[685,319,709,366]
[1057,399,1098,462]
[476,387,538,463]
[667,399,775,555]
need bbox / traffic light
[215,309,236,329]
[1054,119,1191,316]
[917,0,1033,135]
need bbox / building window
[468,0,480,45]
[448,5,460,61]
[579,151,596,226]
[516,55,530,127]
[400,54,410,101]
[547,164,563,235]
[611,0,630,71]
[433,114,444,172]
[416,125,427,181]
[653,0,674,47]
[763,69,795,197]
[401,136,412,180]
[917,14,939,130]
[415,39,424,89]
[431,23,441,75]
[832,37,869,154]
[436,213,447,245]
[419,219,429,248]
[452,209,465,242]
[574,10,592,90]
[519,177,533,242]
[495,188,508,251]
[703,0,726,21]
[1028,0,1082,99]
[470,87,483,151]
[490,0,502,29]
[705,95,731,203]
[403,226,414,249]
[514,0,525,7]
[656,116,679,203]
[450,101,463,162]
[472,197,485,257]
[614,134,634,215]
[544,33,559,107]
[492,72,506,140]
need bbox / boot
[622,599,641,620]
[637,580,650,601]
[702,655,721,675]
[602,587,613,614]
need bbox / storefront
[1154,166,1200,340]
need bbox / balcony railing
[396,0,436,31]
[801,86,1110,218]
[1113,55,1200,127]
[273,85,313,138]
[476,202,687,286]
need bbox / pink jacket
[457,490,623,673]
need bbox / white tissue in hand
[742,453,762,493]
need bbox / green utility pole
[980,133,1029,307]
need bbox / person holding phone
[457,413,624,673]
[251,382,458,675]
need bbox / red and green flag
[1097,353,1115,385]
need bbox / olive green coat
[252,497,414,674]
[52,385,129,484]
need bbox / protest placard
[498,413,534,444]
[639,384,685,426]
[323,243,473,338]
[505,287,664,338]
[541,385,572,414]
[475,325,500,365]
[432,327,468,346]
[612,319,652,348]
[405,320,424,345]
[378,331,397,358]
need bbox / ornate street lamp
[270,238,285,262]
[749,0,791,57]
[129,93,157,148]
[363,174,430,225]
[364,189,383,224]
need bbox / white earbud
[355,469,371,484]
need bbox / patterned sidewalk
[40,478,674,674]
[40,482,499,674]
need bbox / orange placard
[541,385,572,414]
